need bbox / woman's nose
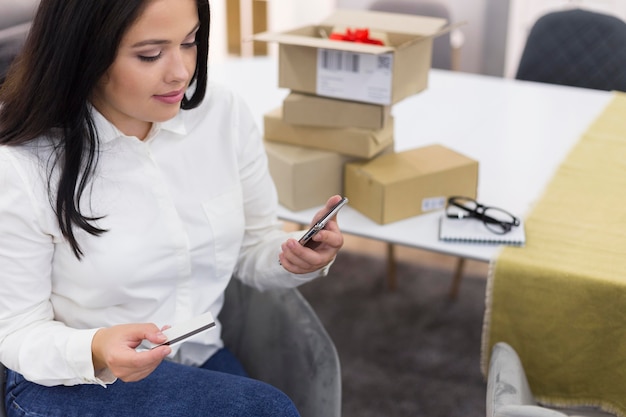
[165,50,193,83]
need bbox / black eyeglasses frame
[445,196,521,235]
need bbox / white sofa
[0,0,39,81]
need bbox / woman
[0,0,344,415]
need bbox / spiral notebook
[438,215,526,246]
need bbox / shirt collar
[91,107,188,144]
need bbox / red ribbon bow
[329,28,384,45]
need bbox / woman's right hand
[91,323,172,382]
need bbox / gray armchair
[220,278,342,417]
[0,0,39,82]
[0,279,341,417]
[487,342,615,417]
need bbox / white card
[141,311,216,350]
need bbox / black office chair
[516,8,626,92]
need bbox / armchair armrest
[496,405,568,417]
[220,278,341,417]
[487,342,538,416]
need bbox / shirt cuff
[67,328,117,386]
[288,255,335,284]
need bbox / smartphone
[298,197,348,249]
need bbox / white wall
[208,0,228,63]
[447,0,487,74]
[209,0,337,62]
[268,0,336,31]
[265,0,336,56]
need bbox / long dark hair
[0,0,210,258]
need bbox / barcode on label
[320,50,360,73]
[377,55,392,70]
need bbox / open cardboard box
[264,106,394,158]
[344,144,478,224]
[255,9,451,105]
[283,92,391,130]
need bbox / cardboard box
[264,106,394,158]
[265,140,394,211]
[283,92,391,130]
[255,9,449,105]
[344,144,478,224]
[264,141,357,211]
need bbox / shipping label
[422,196,446,212]
[316,49,393,105]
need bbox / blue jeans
[4,348,300,417]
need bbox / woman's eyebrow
[132,39,170,48]
[131,22,200,48]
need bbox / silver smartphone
[298,197,348,248]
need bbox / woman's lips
[154,90,185,104]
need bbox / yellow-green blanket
[481,92,626,417]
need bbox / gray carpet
[298,250,488,417]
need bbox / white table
[209,57,612,286]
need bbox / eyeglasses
[445,196,520,235]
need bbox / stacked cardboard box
[256,10,470,217]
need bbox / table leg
[448,257,466,300]
[386,243,397,290]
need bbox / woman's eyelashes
[138,52,162,62]
[137,41,197,62]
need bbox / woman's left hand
[278,195,345,274]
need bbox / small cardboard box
[264,106,394,158]
[265,141,394,211]
[255,9,449,105]
[283,92,391,130]
[344,144,478,224]
[264,141,358,211]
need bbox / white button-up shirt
[0,83,324,387]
